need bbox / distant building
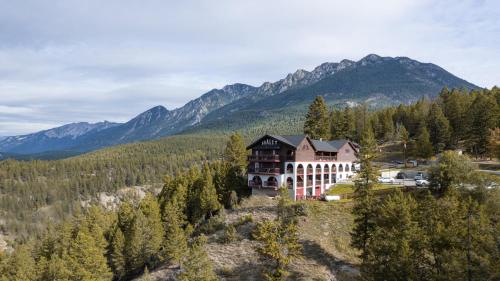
[246,134,359,200]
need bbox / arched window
[297,164,304,174]
[351,164,356,171]
[286,163,293,173]
[339,164,343,172]
[324,164,329,174]
[332,165,337,172]
[345,165,350,172]
[286,177,293,189]
[307,164,313,174]
[315,164,321,174]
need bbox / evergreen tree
[364,190,425,280]
[468,93,499,158]
[224,132,247,171]
[110,227,126,279]
[342,106,356,140]
[161,202,188,264]
[178,235,218,281]
[198,163,222,220]
[416,126,433,159]
[351,127,379,261]
[487,128,500,160]
[1,244,37,281]
[253,218,301,281]
[427,102,451,152]
[138,194,164,268]
[329,108,345,139]
[66,226,113,281]
[304,96,330,139]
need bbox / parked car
[396,172,407,179]
[378,177,395,184]
[414,172,425,181]
[407,160,418,167]
[416,179,430,187]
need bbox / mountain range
[0,54,480,158]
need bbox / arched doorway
[266,176,278,188]
[251,176,262,187]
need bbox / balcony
[248,167,281,175]
[315,155,337,161]
[248,155,280,162]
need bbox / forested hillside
[0,87,498,241]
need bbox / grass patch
[327,183,402,196]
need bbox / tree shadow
[294,239,358,278]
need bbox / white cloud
[0,0,498,135]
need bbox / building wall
[336,142,357,162]
[295,138,315,161]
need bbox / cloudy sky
[0,0,499,136]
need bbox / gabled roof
[328,140,349,150]
[311,140,337,152]
[272,135,307,147]
[246,134,359,153]
[246,134,307,150]
[328,139,359,152]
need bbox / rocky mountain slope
[0,121,119,154]
[0,54,480,156]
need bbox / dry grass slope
[139,196,360,281]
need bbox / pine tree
[138,194,164,268]
[198,163,222,219]
[468,93,499,158]
[486,128,500,160]
[427,102,451,152]
[416,126,433,159]
[110,227,127,279]
[178,235,218,281]
[304,96,330,139]
[364,190,424,280]
[330,108,345,139]
[66,226,113,281]
[253,218,301,281]
[351,127,379,261]
[161,202,188,264]
[224,132,247,171]
[342,106,356,140]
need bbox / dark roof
[246,134,306,149]
[270,135,306,147]
[328,140,349,150]
[247,134,356,153]
[311,140,337,152]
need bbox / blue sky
[0,0,499,136]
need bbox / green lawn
[326,183,401,196]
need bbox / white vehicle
[414,173,424,181]
[416,179,429,186]
[378,177,395,184]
